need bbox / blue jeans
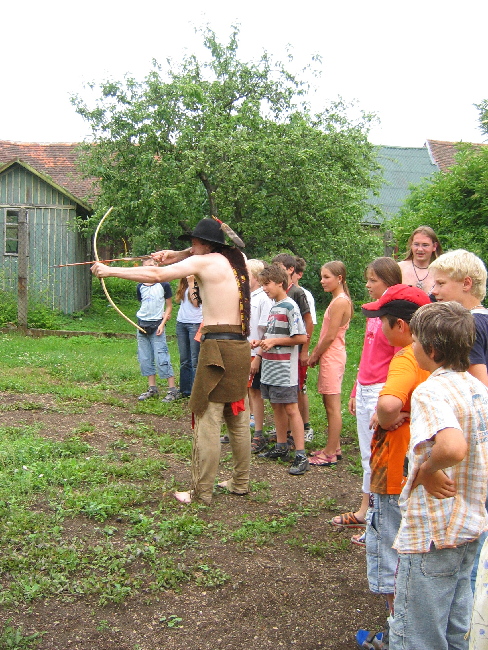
[176,321,201,397]
[137,329,174,379]
[366,493,401,594]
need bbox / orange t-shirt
[370,344,430,495]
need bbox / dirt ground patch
[0,393,388,649]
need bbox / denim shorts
[390,541,477,650]
[366,493,401,594]
[137,329,174,379]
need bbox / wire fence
[1,206,93,329]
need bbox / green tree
[72,25,382,301]
[389,142,488,262]
[475,99,488,137]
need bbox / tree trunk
[198,172,218,217]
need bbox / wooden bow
[94,207,146,334]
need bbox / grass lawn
[0,294,380,650]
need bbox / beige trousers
[191,397,251,504]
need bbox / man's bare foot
[174,491,192,504]
[216,481,248,495]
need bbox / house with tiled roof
[0,141,97,313]
[365,145,438,226]
[426,138,488,171]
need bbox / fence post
[383,229,396,258]
[17,208,29,331]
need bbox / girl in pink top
[308,261,353,467]
[331,257,402,529]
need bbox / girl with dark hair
[331,257,402,533]
[308,261,353,467]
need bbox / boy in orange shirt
[357,285,430,648]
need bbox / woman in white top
[175,275,203,398]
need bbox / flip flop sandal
[309,453,337,467]
[310,448,342,459]
[356,630,384,649]
[331,511,367,528]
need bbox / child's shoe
[162,388,180,403]
[258,445,290,461]
[251,435,267,454]
[288,454,310,475]
[138,386,159,401]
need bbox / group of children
[242,242,488,649]
[351,246,488,650]
[134,234,488,649]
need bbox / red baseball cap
[362,284,432,320]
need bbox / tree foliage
[475,99,488,138]
[72,25,383,301]
[389,142,488,263]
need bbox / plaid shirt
[394,368,488,553]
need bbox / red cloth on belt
[231,399,246,415]
[191,399,245,428]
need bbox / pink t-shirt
[351,317,398,398]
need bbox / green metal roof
[364,145,438,225]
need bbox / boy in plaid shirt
[390,302,488,650]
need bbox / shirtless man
[91,218,251,505]
[397,226,443,295]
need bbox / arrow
[53,255,151,268]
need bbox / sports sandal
[331,511,366,528]
[267,429,277,444]
[351,532,366,548]
[251,435,267,454]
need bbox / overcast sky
[2,0,486,147]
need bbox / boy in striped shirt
[250,264,309,475]
[390,301,488,650]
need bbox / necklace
[412,260,429,289]
[412,261,430,269]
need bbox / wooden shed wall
[0,164,92,314]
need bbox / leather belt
[200,332,246,342]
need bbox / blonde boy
[430,249,488,387]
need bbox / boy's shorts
[261,383,298,404]
[366,493,401,594]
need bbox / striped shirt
[260,298,306,387]
[394,368,488,553]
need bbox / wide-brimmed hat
[362,284,431,320]
[179,218,227,246]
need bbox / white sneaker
[304,427,314,442]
